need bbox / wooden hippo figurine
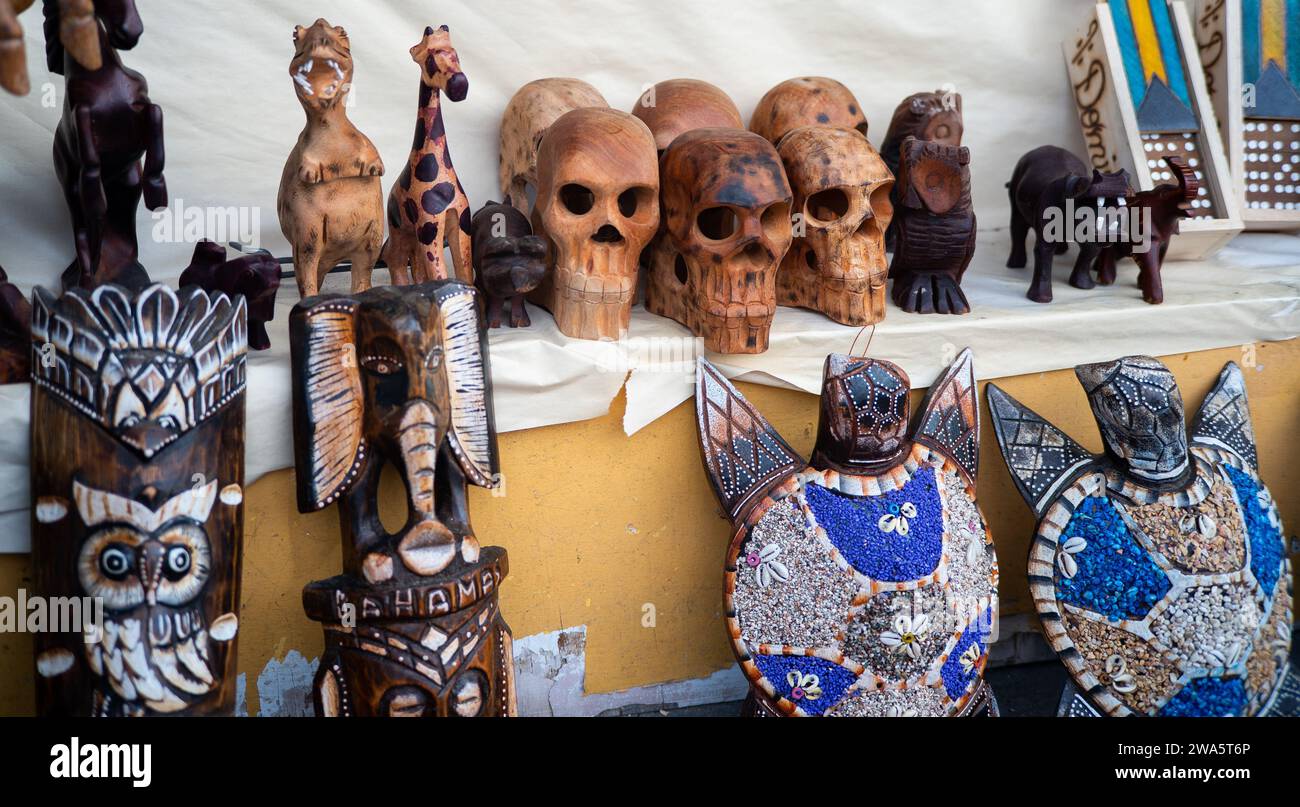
[278,19,384,298]
[1007,146,1131,303]
[380,25,473,286]
[1093,156,1199,305]
[179,240,281,350]
[470,200,546,328]
[694,350,999,716]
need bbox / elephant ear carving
[290,296,365,512]
[436,284,500,488]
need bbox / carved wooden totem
[49,0,167,290]
[471,201,546,329]
[645,128,792,353]
[694,350,999,716]
[775,126,893,326]
[1093,156,1200,304]
[30,283,248,715]
[632,78,743,153]
[499,78,608,218]
[528,107,659,341]
[749,77,869,144]
[1,0,99,95]
[989,357,1293,716]
[278,18,384,298]
[291,281,515,717]
[381,25,474,287]
[889,137,977,315]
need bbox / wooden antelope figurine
[381,25,474,285]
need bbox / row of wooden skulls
[499,76,969,352]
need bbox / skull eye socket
[618,186,657,222]
[806,188,850,223]
[696,207,738,240]
[560,184,595,215]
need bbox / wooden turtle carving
[989,357,1294,716]
[694,349,999,716]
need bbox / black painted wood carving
[179,241,280,350]
[48,0,167,290]
[290,280,515,717]
[470,200,545,328]
[30,283,248,715]
[0,265,31,383]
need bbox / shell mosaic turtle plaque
[694,349,998,717]
[989,356,1293,717]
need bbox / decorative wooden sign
[178,241,281,350]
[30,283,248,715]
[381,25,474,286]
[890,137,977,315]
[1065,0,1242,259]
[645,127,792,353]
[290,281,515,717]
[0,0,99,95]
[775,126,893,326]
[633,79,743,153]
[49,0,167,290]
[694,350,1000,716]
[0,265,30,384]
[1194,0,1300,230]
[989,357,1293,716]
[527,107,659,341]
[470,200,546,328]
[749,77,869,144]
[278,19,384,298]
[499,78,608,219]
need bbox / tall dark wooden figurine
[470,200,546,328]
[48,0,167,290]
[381,25,474,286]
[30,283,248,715]
[0,266,30,383]
[889,137,977,315]
[290,281,515,717]
[1006,145,1131,303]
[693,350,998,716]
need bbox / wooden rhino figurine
[694,350,998,716]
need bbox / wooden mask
[290,281,515,717]
[30,284,248,715]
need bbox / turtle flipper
[987,384,1096,518]
[1189,361,1258,471]
[695,358,804,524]
[914,347,980,485]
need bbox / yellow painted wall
[1,341,1296,715]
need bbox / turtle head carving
[812,354,910,471]
[1075,356,1189,482]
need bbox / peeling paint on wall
[244,650,319,717]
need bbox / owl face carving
[73,480,227,714]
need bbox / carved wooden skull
[750,77,869,144]
[631,79,743,154]
[498,78,608,218]
[646,128,792,354]
[776,126,894,326]
[529,107,659,341]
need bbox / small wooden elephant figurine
[470,201,546,328]
[1006,146,1131,303]
[889,137,977,315]
[179,241,281,350]
[381,25,474,286]
[1093,156,1199,305]
[278,19,384,298]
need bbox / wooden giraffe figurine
[381,25,474,285]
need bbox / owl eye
[164,546,192,579]
[100,545,134,580]
[153,524,211,606]
[79,528,145,611]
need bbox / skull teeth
[556,269,634,304]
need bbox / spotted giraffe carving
[382,25,473,285]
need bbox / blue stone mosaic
[1056,496,1171,622]
[1224,464,1284,597]
[940,608,991,699]
[751,654,858,716]
[1158,676,1248,717]
[804,467,943,582]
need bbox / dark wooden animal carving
[290,281,514,717]
[278,18,384,298]
[0,265,30,383]
[470,200,545,328]
[1093,156,1199,305]
[880,90,963,183]
[889,137,976,315]
[381,25,474,286]
[179,241,280,350]
[1006,145,1131,303]
[30,283,248,715]
[1,0,99,95]
[48,0,167,290]
[694,350,998,716]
